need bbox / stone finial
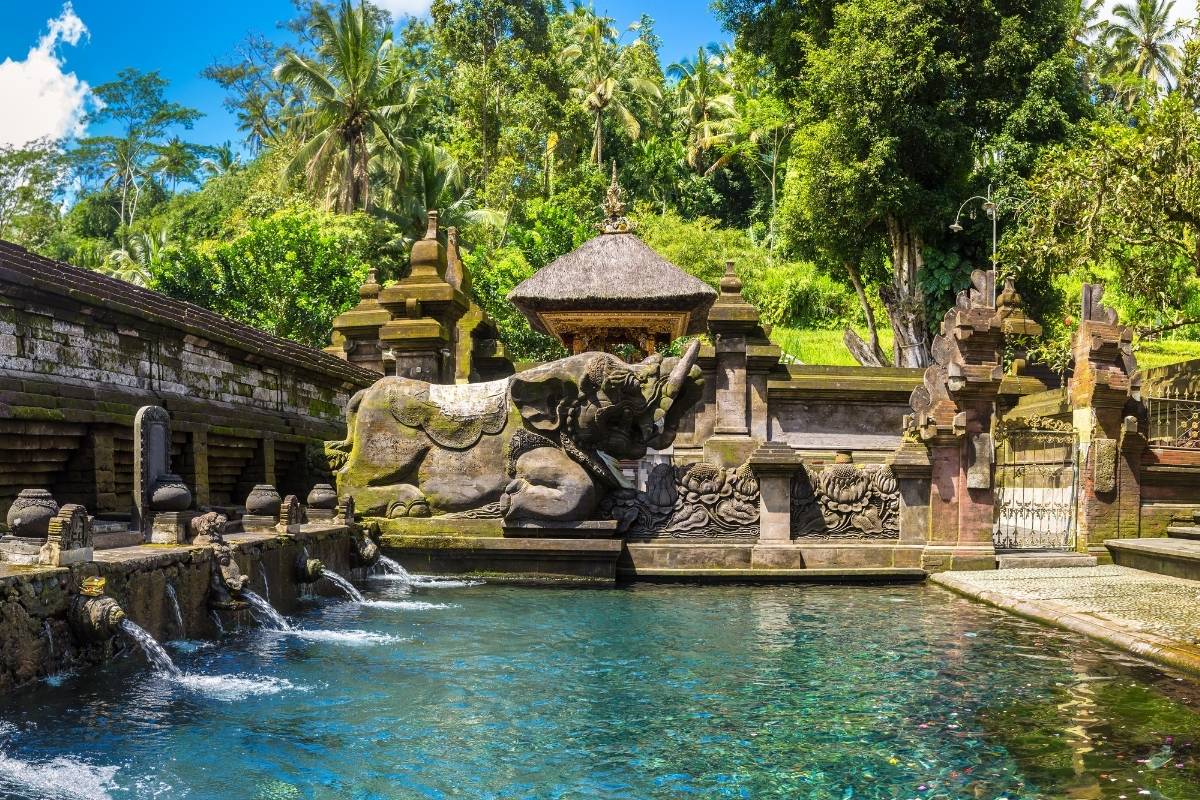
[599,161,633,234]
[1070,282,1138,409]
[359,267,381,302]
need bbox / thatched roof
[508,232,717,335]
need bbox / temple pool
[4,581,1200,799]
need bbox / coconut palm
[152,136,203,193]
[668,44,735,172]
[1104,0,1184,95]
[200,141,242,178]
[274,0,421,212]
[560,9,661,166]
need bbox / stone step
[1106,537,1200,582]
[616,566,927,583]
[1166,525,1200,540]
[996,552,1098,569]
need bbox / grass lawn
[770,326,895,366]
[771,326,1200,370]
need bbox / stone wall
[0,524,360,693]
[0,241,378,519]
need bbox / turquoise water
[4,579,1200,799]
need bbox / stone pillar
[133,405,171,537]
[377,211,471,384]
[1068,284,1141,557]
[907,272,1042,571]
[704,262,781,468]
[888,437,933,568]
[91,428,117,514]
[749,441,800,543]
[326,268,390,375]
[191,429,210,508]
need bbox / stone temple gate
[2,202,1199,584]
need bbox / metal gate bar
[993,427,1078,551]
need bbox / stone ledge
[932,568,1200,677]
[381,535,623,582]
[618,566,926,582]
[1107,537,1200,580]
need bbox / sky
[0,0,728,150]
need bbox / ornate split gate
[993,419,1079,551]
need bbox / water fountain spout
[352,532,380,569]
[296,556,325,584]
[68,577,126,643]
[195,513,249,609]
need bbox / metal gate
[993,419,1079,550]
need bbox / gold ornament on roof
[599,161,634,234]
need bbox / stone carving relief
[38,503,93,566]
[602,461,760,537]
[791,463,900,538]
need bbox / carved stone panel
[602,461,760,537]
[791,463,900,538]
[40,503,93,566]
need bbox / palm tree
[152,136,202,193]
[274,0,421,213]
[200,141,242,178]
[560,9,661,166]
[1105,0,1184,97]
[668,45,735,172]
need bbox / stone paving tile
[937,566,1200,648]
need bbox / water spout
[165,583,184,638]
[241,590,293,631]
[259,560,270,600]
[209,610,226,635]
[322,570,364,603]
[41,620,54,660]
[377,555,413,581]
[118,619,181,677]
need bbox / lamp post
[949,183,999,305]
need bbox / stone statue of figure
[327,341,704,523]
[189,512,248,607]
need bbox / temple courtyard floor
[933,565,1200,676]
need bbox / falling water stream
[322,570,364,603]
[241,590,293,631]
[377,555,412,581]
[117,619,181,678]
[164,584,184,638]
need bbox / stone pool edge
[930,571,1200,677]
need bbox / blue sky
[0,1,729,150]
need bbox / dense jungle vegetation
[3,0,1200,368]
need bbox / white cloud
[0,3,93,147]
[372,0,433,19]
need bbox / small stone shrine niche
[134,406,195,543]
[276,495,303,535]
[39,503,94,566]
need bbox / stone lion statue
[327,341,703,523]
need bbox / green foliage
[465,245,565,362]
[152,207,401,346]
[745,264,857,329]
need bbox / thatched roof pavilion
[508,169,716,356]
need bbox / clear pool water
[4,579,1200,800]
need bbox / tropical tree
[560,9,661,165]
[153,136,204,193]
[1104,0,1184,100]
[274,0,422,213]
[668,44,736,172]
[71,69,201,227]
[200,141,242,177]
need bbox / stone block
[502,520,618,539]
[150,511,197,544]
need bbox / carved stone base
[39,543,93,566]
[502,520,619,539]
[241,514,277,532]
[0,536,45,565]
[150,511,197,544]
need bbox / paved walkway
[932,565,1200,675]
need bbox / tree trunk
[594,111,603,166]
[844,259,887,365]
[880,215,930,368]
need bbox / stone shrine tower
[508,167,716,359]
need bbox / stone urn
[245,484,282,517]
[150,473,192,512]
[6,489,58,538]
[306,483,337,510]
